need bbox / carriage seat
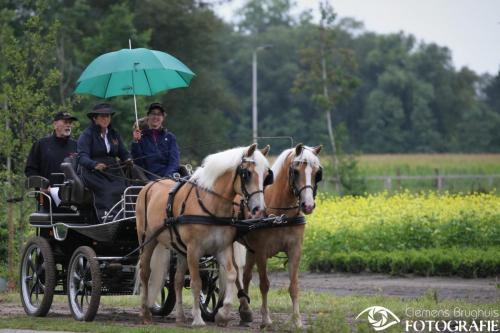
[59,161,92,207]
[29,211,90,226]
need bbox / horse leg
[139,239,157,324]
[215,246,237,327]
[256,254,272,328]
[174,253,187,323]
[287,246,303,328]
[187,246,205,327]
[239,249,255,323]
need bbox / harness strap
[237,289,251,304]
[177,215,235,225]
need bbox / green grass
[317,154,500,193]
[1,287,499,333]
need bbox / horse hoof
[191,320,206,327]
[215,313,229,327]
[239,310,253,323]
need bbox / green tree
[0,0,62,287]
[294,0,359,191]
[237,0,295,34]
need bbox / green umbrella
[74,46,195,123]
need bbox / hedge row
[308,248,500,278]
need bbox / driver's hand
[95,163,107,171]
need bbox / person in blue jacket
[131,103,180,180]
[78,103,132,221]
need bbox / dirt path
[1,272,498,331]
[268,272,500,302]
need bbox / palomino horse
[135,144,272,326]
[236,143,322,328]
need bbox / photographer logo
[356,306,401,331]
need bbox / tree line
[2,0,499,166]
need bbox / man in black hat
[25,111,78,180]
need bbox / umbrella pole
[133,94,139,128]
[129,38,139,128]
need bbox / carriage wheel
[67,246,101,321]
[150,261,176,317]
[19,237,56,317]
[199,258,223,322]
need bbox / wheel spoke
[79,292,85,309]
[77,257,85,277]
[28,253,36,274]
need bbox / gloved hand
[95,163,107,171]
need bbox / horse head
[235,144,272,218]
[284,143,322,215]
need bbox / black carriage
[19,161,221,322]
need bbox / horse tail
[147,243,171,307]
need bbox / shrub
[345,253,366,273]
[390,255,409,276]
[410,252,433,276]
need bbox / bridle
[288,160,323,199]
[236,157,274,211]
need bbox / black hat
[147,102,166,115]
[53,111,77,122]
[86,103,115,119]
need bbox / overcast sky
[213,0,500,75]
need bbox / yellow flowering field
[302,192,500,276]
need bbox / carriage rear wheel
[199,258,223,322]
[19,237,56,317]
[67,246,101,321]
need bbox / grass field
[317,154,500,193]
[1,287,499,333]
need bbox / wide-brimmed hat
[86,103,115,119]
[53,111,77,122]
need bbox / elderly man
[25,111,78,205]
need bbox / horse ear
[313,145,322,155]
[295,143,304,156]
[246,143,257,157]
[260,145,270,156]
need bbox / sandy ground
[0,272,498,331]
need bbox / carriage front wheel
[67,246,101,321]
[20,236,56,317]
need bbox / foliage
[303,192,500,275]
[308,248,500,278]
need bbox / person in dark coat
[25,111,78,180]
[25,111,78,208]
[77,103,132,221]
[131,103,180,180]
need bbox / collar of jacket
[144,127,167,135]
[91,123,114,134]
[52,131,70,144]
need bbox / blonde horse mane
[271,146,321,178]
[190,146,269,191]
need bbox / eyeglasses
[149,112,164,117]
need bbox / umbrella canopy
[74,48,195,98]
